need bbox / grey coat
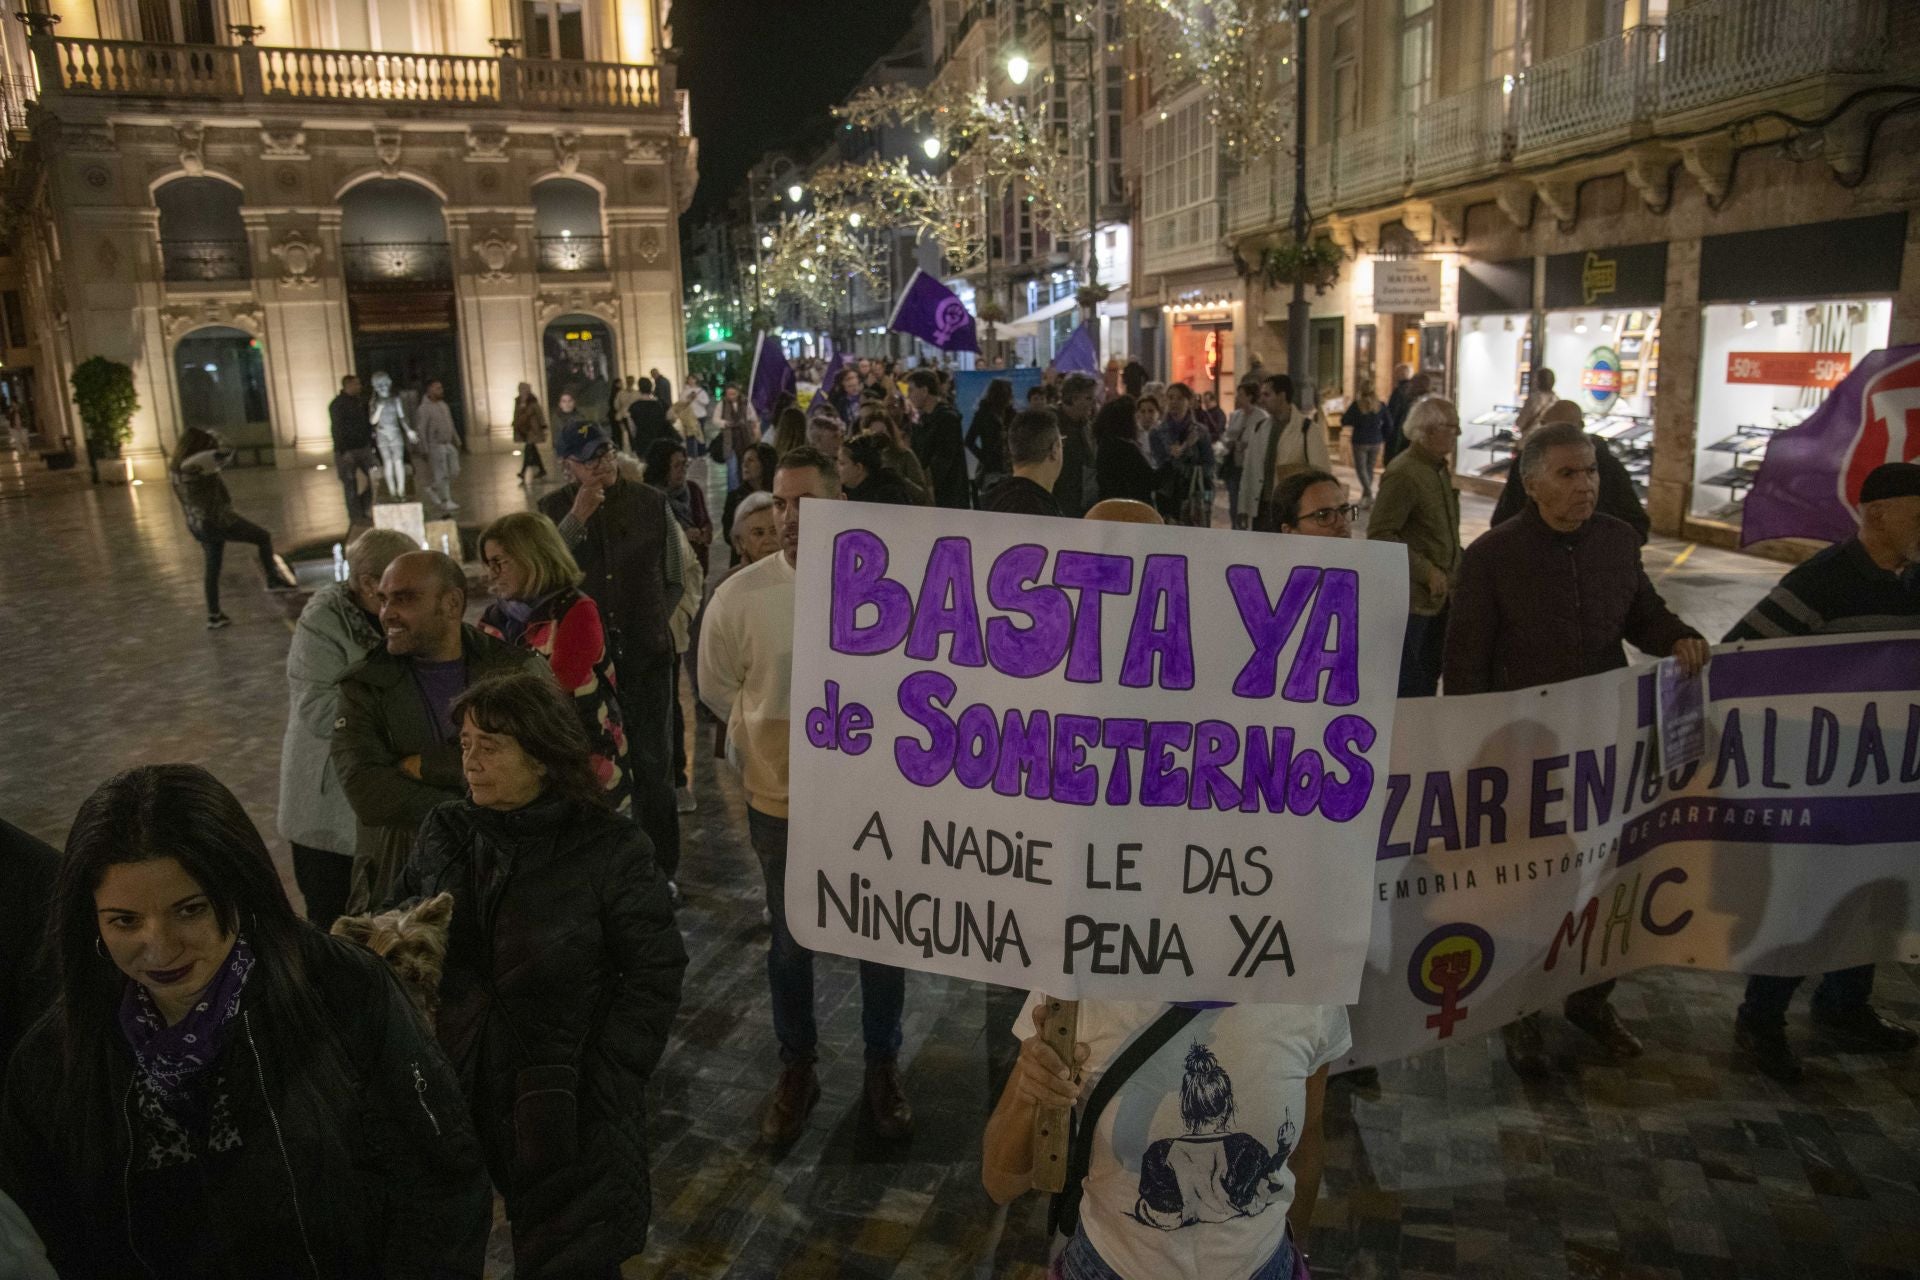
[278,581,385,854]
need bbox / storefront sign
[1701,213,1906,303]
[1173,308,1233,325]
[787,502,1411,1003]
[1545,242,1667,310]
[1348,634,1920,1067]
[1373,259,1443,312]
[1458,258,1534,316]
[1582,345,1622,409]
[1204,330,1221,380]
[1725,351,1853,388]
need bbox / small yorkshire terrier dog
[332,892,455,1029]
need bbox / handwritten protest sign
[1348,634,1920,1067]
[787,503,1410,1003]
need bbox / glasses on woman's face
[1300,503,1359,527]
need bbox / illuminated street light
[921,135,943,160]
[786,182,804,203]
[761,233,773,249]
[1006,53,1030,85]
[848,211,863,228]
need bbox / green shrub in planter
[71,356,139,461]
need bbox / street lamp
[848,211,863,228]
[786,182,805,203]
[1006,52,1030,85]
[921,135,943,160]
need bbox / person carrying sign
[1725,460,1920,1083]
[1443,418,1708,1077]
[698,445,913,1146]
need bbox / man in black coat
[905,369,970,509]
[329,373,375,525]
[1051,373,1100,516]
[1490,400,1649,544]
[0,818,56,1075]
[982,408,1064,516]
[627,376,672,456]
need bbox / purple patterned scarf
[117,935,255,1105]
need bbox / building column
[446,205,539,453]
[246,208,356,465]
[62,206,175,471]
[1648,237,1703,538]
[1887,214,1920,347]
[606,206,682,395]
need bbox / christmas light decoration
[1124,0,1296,162]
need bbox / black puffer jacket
[393,794,687,1278]
[0,928,490,1279]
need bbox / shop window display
[1456,313,1531,481]
[1689,298,1891,524]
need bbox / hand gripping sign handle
[1030,995,1079,1193]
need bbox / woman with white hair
[1366,394,1463,696]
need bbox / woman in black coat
[392,671,687,1279]
[840,432,924,507]
[964,376,1015,493]
[1092,393,1172,507]
[0,764,489,1280]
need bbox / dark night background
[673,0,923,219]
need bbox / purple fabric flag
[889,269,980,354]
[1742,343,1920,546]
[748,332,796,421]
[1049,321,1098,376]
[815,350,847,417]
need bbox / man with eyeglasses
[1272,469,1356,539]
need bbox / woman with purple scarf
[0,764,490,1279]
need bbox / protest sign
[787,503,1410,1003]
[1348,634,1920,1067]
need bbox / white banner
[1348,634,1920,1067]
[787,504,1410,1003]
[1371,259,1443,313]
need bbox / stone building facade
[1,0,691,474]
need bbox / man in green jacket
[332,550,548,912]
[1367,395,1463,695]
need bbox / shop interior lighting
[1503,315,1515,331]
[1601,313,1615,328]
[1469,316,1481,331]
[1574,316,1588,334]
[1770,307,1789,327]
[1741,307,1757,329]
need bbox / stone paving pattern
[2,448,1915,1280]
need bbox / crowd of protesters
[8,347,1918,1280]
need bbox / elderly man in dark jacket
[1445,419,1707,1076]
[332,551,546,911]
[1490,400,1650,544]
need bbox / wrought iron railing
[535,235,608,273]
[162,239,251,282]
[1660,0,1887,114]
[1514,25,1664,154]
[1414,81,1512,182]
[1332,115,1409,205]
[342,242,453,287]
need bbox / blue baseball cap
[554,420,613,464]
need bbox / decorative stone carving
[472,231,518,281]
[1678,134,1735,208]
[82,164,111,190]
[1493,180,1534,231]
[1532,177,1578,229]
[58,122,116,153]
[260,124,307,159]
[1429,198,1468,245]
[553,130,581,176]
[373,127,403,177]
[161,300,264,341]
[636,226,663,264]
[175,122,205,177]
[476,167,502,194]
[625,132,664,165]
[270,230,323,288]
[536,287,617,325]
[1621,146,1674,213]
[466,126,510,162]
[274,166,301,193]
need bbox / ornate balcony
[535,234,608,273]
[1513,25,1664,156]
[1659,0,1889,115]
[1413,81,1512,183]
[162,238,250,283]
[342,242,453,289]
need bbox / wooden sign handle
[1030,995,1080,1193]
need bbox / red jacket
[1443,505,1699,695]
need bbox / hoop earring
[95,936,109,959]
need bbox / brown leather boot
[862,1059,914,1141]
[760,1061,820,1145]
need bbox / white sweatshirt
[697,551,795,818]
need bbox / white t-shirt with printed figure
[1018,995,1350,1280]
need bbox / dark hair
[1121,360,1148,398]
[170,426,220,470]
[51,765,351,1175]
[635,376,654,396]
[643,437,687,485]
[1091,394,1139,443]
[451,672,606,809]
[1025,384,1051,405]
[1136,394,1163,415]
[1006,408,1061,466]
[906,369,942,396]
[1274,468,1340,529]
[981,377,1015,419]
[844,432,893,474]
[1166,381,1193,402]
[341,374,360,390]
[1264,373,1295,406]
[1060,373,1099,406]
[776,443,842,494]
[741,440,778,490]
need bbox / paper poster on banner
[1655,657,1705,775]
[1346,634,1920,1068]
[786,504,1410,1004]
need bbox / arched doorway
[543,314,618,423]
[176,326,271,454]
[340,178,466,444]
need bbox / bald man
[332,550,548,911]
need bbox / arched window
[156,178,247,282]
[176,326,271,451]
[340,179,449,286]
[533,179,605,273]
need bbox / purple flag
[748,332,796,421]
[814,350,848,418]
[1049,321,1098,376]
[1741,343,1920,546]
[889,269,979,354]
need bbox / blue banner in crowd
[748,332,796,420]
[952,368,1045,430]
[889,269,980,353]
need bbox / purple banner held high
[1049,321,1098,376]
[888,269,979,354]
[748,332,796,421]
[1740,343,1920,546]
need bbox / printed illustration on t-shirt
[1131,1042,1296,1230]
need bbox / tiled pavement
[2,447,1915,1280]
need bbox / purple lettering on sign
[1141,720,1194,806]
[1051,714,1102,805]
[1190,720,1243,811]
[1226,564,1321,699]
[830,529,912,655]
[1119,555,1196,690]
[905,537,987,667]
[894,670,958,786]
[1319,714,1377,822]
[984,544,1073,678]
[1101,717,1147,805]
[1054,551,1134,684]
[1281,568,1360,706]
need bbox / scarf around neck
[118,934,256,1105]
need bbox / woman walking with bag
[391,672,686,1279]
[513,382,550,481]
[168,427,299,629]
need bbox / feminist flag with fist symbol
[888,269,980,354]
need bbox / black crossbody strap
[1049,1004,1202,1239]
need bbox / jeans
[747,806,905,1064]
[616,653,680,879]
[1398,608,1448,697]
[1352,443,1381,499]
[1740,965,1874,1027]
[1054,1224,1296,1280]
[291,843,354,932]
[336,447,377,524]
[196,516,279,615]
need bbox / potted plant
[71,356,139,484]
[975,297,1008,345]
[1075,281,1111,309]
[1254,239,1345,295]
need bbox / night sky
[674,0,924,220]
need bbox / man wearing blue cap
[1729,460,1920,1081]
[540,418,686,896]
